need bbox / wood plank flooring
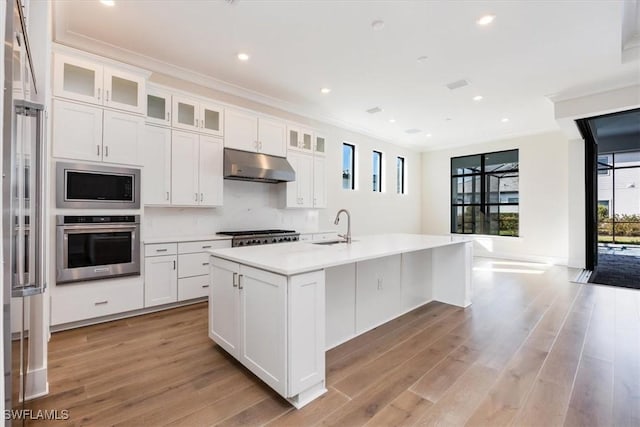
[21,258,640,426]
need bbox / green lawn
[598,235,640,244]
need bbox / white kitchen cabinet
[355,255,402,333]
[142,125,172,205]
[178,252,210,278]
[210,257,324,400]
[146,85,172,126]
[225,108,286,157]
[172,95,223,136]
[198,135,224,207]
[314,134,326,156]
[144,255,178,307]
[52,99,143,166]
[313,156,327,208]
[171,130,199,206]
[287,125,313,153]
[53,53,145,115]
[286,151,313,208]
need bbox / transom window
[372,151,382,192]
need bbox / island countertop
[206,233,470,276]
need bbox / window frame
[450,149,519,237]
[396,156,406,194]
[342,142,356,190]
[372,150,382,192]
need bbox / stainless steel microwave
[56,162,141,209]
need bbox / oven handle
[58,224,139,232]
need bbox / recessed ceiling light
[477,15,495,26]
[426,133,432,138]
[100,0,115,6]
[371,20,385,31]
[501,117,509,123]
[473,95,483,101]
[366,106,383,114]
[389,118,396,123]
[445,118,453,121]
[320,88,331,94]
[237,52,250,61]
[417,55,428,63]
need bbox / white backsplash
[143,180,323,238]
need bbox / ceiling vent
[405,128,421,134]
[446,79,469,90]
[366,106,383,114]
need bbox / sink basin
[312,240,357,245]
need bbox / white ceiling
[53,0,640,151]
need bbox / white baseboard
[23,366,49,401]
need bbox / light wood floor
[22,258,640,426]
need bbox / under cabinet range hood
[223,148,295,183]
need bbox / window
[451,149,519,236]
[598,155,612,175]
[342,143,355,190]
[372,150,382,192]
[397,156,405,194]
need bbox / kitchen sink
[312,240,357,245]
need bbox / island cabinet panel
[325,264,356,349]
[210,258,241,358]
[288,270,325,396]
[239,265,287,397]
[401,250,434,311]
[355,255,402,334]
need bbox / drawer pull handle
[202,245,212,249]
[202,262,210,266]
[156,248,168,252]
[201,285,209,288]
[238,274,244,290]
[232,272,238,288]
[94,300,108,306]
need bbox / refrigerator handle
[35,106,46,293]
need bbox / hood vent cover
[223,148,295,183]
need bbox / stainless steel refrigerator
[2,0,46,419]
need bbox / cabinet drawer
[178,239,230,254]
[299,234,312,242]
[178,276,209,301]
[51,278,143,325]
[178,252,210,278]
[145,243,177,256]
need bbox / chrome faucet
[334,209,352,244]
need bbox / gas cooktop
[217,229,300,247]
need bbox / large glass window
[397,156,405,194]
[342,143,355,190]
[372,151,382,192]
[451,149,519,236]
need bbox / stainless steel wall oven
[56,215,141,284]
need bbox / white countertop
[143,235,232,244]
[207,233,470,275]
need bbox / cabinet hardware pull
[97,88,101,100]
[200,193,204,202]
[200,119,204,128]
[173,260,176,270]
[97,145,100,156]
[232,272,238,287]
[94,300,108,306]
[106,90,110,102]
[156,248,168,252]
[105,146,109,157]
[238,274,244,289]
[166,191,169,200]
[195,193,198,202]
[166,112,170,121]
[201,285,209,288]
[202,245,212,249]
[202,262,210,266]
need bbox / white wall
[144,74,422,239]
[421,131,571,265]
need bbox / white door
[52,99,103,162]
[103,67,146,115]
[258,117,286,157]
[239,265,287,396]
[198,136,224,207]
[53,54,103,105]
[210,260,240,358]
[199,102,224,136]
[143,125,172,205]
[171,130,199,206]
[355,255,402,333]
[313,156,327,208]
[172,95,199,131]
[224,108,258,153]
[146,85,172,126]
[102,110,144,166]
[144,255,178,307]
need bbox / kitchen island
[206,234,472,408]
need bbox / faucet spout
[334,209,352,244]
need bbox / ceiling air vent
[366,106,383,114]
[405,128,421,134]
[445,79,469,90]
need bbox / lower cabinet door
[355,255,402,333]
[144,255,178,307]
[210,258,240,358]
[239,265,287,396]
[178,275,209,301]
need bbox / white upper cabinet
[225,108,286,157]
[146,85,172,127]
[313,156,327,208]
[314,134,326,156]
[53,53,146,115]
[286,151,314,208]
[102,110,144,165]
[287,125,313,153]
[198,135,224,207]
[172,95,224,136]
[142,125,172,206]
